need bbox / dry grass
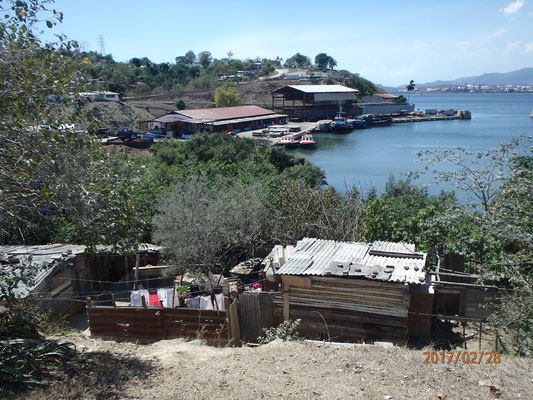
[16,333,533,400]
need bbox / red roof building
[146,105,287,138]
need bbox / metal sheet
[274,238,426,284]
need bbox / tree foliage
[0,0,143,248]
[214,83,242,107]
[314,53,336,70]
[284,52,311,68]
[344,73,378,97]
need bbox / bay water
[293,93,533,197]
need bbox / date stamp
[423,351,501,365]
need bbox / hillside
[90,79,308,129]
[24,333,532,400]
[402,68,533,89]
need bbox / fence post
[228,300,240,346]
[141,295,146,307]
[111,293,116,307]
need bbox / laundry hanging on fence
[130,289,149,306]
[130,288,178,307]
[199,293,225,311]
[188,297,200,309]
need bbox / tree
[344,73,378,97]
[406,79,416,101]
[314,53,337,71]
[315,53,330,70]
[284,53,311,69]
[175,99,186,110]
[395,95,407,103]
[214,83,242,107]
[184,50,196,64]
[416,136,530,212]
[0,0,143,248]
[198,50,212,68]
[153,175,267,274]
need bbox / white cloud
[490,29,507,37]
[505,40,522,52]
[503,0,525,15]
[524,42,533,52]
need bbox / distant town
[402,84,533,93]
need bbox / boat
[352,118,366,129]
[371,115,392,127]
[276,134,299,148]
[331,111,352,133]
[299,134,316,149]
[314,120,332,133]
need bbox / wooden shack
[0,243,161,317]
[266,238,431,344]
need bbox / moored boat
[299,134,316,149]
[331,112,352,133]
[277,134,299,148]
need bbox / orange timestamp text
[423,351,501,365]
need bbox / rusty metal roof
[274,238,427,284]
[178,105,276,122]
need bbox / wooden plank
[281,275,312,288]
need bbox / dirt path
[23,333,533,400]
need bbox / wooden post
[134,251,140,290]
[111,293,116,307]
[141,295,146,308]
[228,300,240,346]
[283,285,290,321]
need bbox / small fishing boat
[299,134,316,149]
[276,134,299,148]
[331,112,352,133]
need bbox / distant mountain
[393,68,533,89]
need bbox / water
[293,93,533,195]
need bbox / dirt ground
[20,332,533,400]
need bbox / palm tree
[406,80,416,102]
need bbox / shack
[144,105,287,138]
[264,238,431,344]
[0,243,161,316]
[271,85,359,121]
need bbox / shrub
[258,319,302,344]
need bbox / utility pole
[97,35,106,55]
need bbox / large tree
[0,0,142,248]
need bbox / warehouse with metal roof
[271,84,359,121]
[146,105,287,138]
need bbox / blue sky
[45,0,533,86]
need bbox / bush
[176,99,186,110]
[258,319,302,344]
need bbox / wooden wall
[87,305,229,343]
[274,275,411,344]
[435,283,500,320]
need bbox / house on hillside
[262,238,431,344]
[79,91,120,102]
[0,243,161,317]
[144,105,287,138]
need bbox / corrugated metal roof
[274,238,427,284]
[280,85,359,94]
[0,243,162,297]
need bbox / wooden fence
[237,292,275,343]
[87,304,229,344]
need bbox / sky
[43,0,533,87]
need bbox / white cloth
[199,293,225,311]
[130,289,149,306]
[188,297,200,309]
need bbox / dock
[391,115,462,123]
